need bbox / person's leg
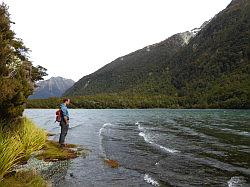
[59,122,69,145]
[59,123,64,145]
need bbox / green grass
[18,118,46,160]
[0,118,87,186]
[0,134,23,181]
[35,140,78,161]
[0,118,46,180]
[0,170,47,187]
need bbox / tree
[0,3,47,122]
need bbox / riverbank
[0,118,88,187]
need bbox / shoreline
[0,118,88,187]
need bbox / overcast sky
[3,0,231,81]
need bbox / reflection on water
[24,109,250,187]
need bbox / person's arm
[63,116,68,124]
[61,106,68,124]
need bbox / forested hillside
[31,0,249,109]
[169,0,250,108]
[64,31,194,96]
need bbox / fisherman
[59,98,70,147]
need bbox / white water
[99,123,114,136]
[227,176,246,187]
[137,122,179,154]
[144,174,159,186]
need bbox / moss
[0,170,48,187]
[35,140,87,162]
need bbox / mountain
[64,31,195,96]
[29,77,75,99]
[64,0,249,108]
[169,0,249,107]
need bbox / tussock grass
[0,134,23,181]
[18,118,46,160]
[0,169,47,187]
[0,118,46,180]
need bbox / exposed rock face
[29,77,75,99]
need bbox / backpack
[55,109,61,122]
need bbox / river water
[24,109,250,187]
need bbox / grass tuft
[0,118,46,180]
[0,134,23,180]
[19,118,46,160]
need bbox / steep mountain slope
[64,31,194,96]
[64,0,249,108]
[29,77,75,99]
[169,0,250,107]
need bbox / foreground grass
[0,118,86,186]
[0,118,46,180]
[0,170,47,187]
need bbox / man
[59,98,70,147]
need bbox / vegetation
[63,0,250,109]
[35,140,84,162]
[0,118,85,184]
[0,132,23,181]
[0,118,46,180]
[0,3,47,123]
[18,118,47,161]
[0,170,47,187]
[63,33,185,97]
[0,4,87,185]
[169,0,250,108]
[27,92,249,109]
[0,3,51,185]
[27,95,178,109]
